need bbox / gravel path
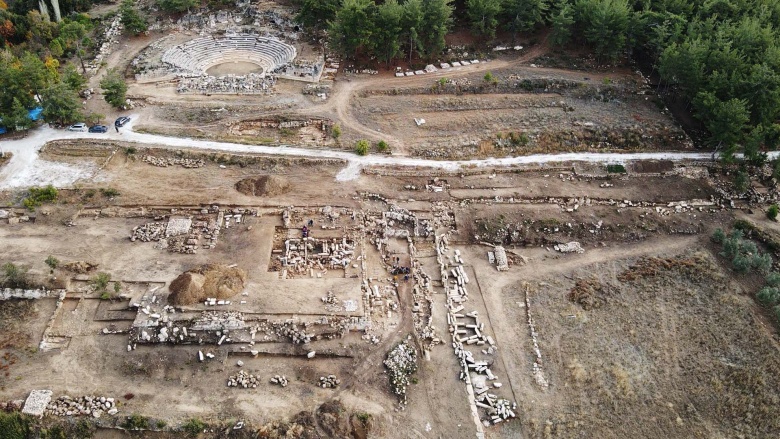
[0,116,740,189]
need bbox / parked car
[114,116,130,127]
[67,123,87,132]
[88,125,108,133]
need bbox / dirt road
[0,118,747,190]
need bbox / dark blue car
[114,116,130,127]
[89,125,108,133]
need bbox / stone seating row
[161,36,296,75]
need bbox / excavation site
[1,0,780,438]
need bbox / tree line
[298,0,780,157]
[0,0,147,130]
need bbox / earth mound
[168,264,247,306]
[236,175,290,197]
[235,175,290,197]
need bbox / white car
[67,123,87,132]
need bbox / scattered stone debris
[278,236,356,277]
[46,395,118,417]
[384,341,418,405]
[21,390,52,417]
[554,241,585,254]
[143,155,205,168]
[439,234,518,427]
[494,246,509,271]
[319,375,340,388]
[523,285,549,389]
[270,375,289,387]
[227,370,260,388]
[130,222,167,242]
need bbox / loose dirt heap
[617,255,705,282]
[61,261,99,274]
[568,277,612,310]
[256,400,372,439]
[168,264,246,305]
[235,175,290,197]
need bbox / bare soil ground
[2,2,779,437]
[2,141,780,438]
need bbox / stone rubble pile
[383,341,418,405]
[407,241,441,354]
[130,222,167,242]
[321,291,337,305]
[1,288,57,300]
[191,311,246,332]
[270,375,289,387]
[21,390,52,417]
[321,291,343,312]
[270,321,312,344]
[553,242,585,254]
[494,246,509,271]
[319,375,340,388]
[524,286,549,389]
[85,15,123,76]
[227,370,259,388]
[143,155,205,168]
[280,237,356,278]
[46,395,118,418]
[476,396,517,425]
[177,73,277,94]
[438,234,518,425]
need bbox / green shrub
[734,170,749,193]
[122,414,149,430]
[92,272,111,293]
[125,147,137,155]
[1,262,31,289]
[100,188,120,198]
[758,287,780,305]
[355,412,372,426]
[711,228,726,243]
[355,139,369,156]
[376,140,389,152]
[732,254,751,273]
[767,271,780,287]
[769,204,779,220]
[483,71,497,84]
[606,164,626,173]
[182,418,207,437]
[22,185,58,210]
[752,253,773,274]
[331,124,342,139]
[0,412,31,439]
[45,255,60,270]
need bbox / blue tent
[28,107,43,121]
[0,106,43,134]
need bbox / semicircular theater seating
[161,35,297,76]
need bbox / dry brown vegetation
[521,251,780,438]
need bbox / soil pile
[235,175,290,197]
[61,261,99,273]
[168,264,246,305]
